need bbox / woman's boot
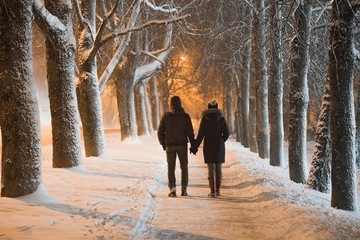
[215,175,222,196]
[208,177,216,198]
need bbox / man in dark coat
[158,96,196,197]
[192,100,229,197]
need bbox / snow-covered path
[135,139,360,240]
[138,149,275,240]
[0,131,359,239]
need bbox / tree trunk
[288,1,312,183]
[240,9,252,148]
[135,82,150,136]
[144,81,154,133]
[253,0,269,159]
[356,76,360,168]
[225,72,234,134]
[116,53,138,141]
[249,43,258,153]
[0,0,42,197]
[150,76,160,130]
[329,0,357,211]
[234,69,242,142]
[307,77,331,193]
[77,0,106,157]
[269,1,284,167]
[158,73,170,117]
[42,0,82,167]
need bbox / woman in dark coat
[193,100,230,197]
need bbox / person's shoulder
[202,108,221,116]
[161,111,172,119]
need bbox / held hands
[189,146,198,155]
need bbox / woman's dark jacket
[157,106,195,148]
[195,108,229,163]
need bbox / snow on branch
[144,0,179,13]
[73,0,84,27]
[33,0,66,34]
[93,0,120,50]
[96,14,189,55]
[98,0,143,94]
[138,50,166,65]
[134,50,171,84]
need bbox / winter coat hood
[202,108,223,122]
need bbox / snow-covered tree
[75,0,107,157]
[225,71,235,134]
[0,0,42,197]
[112,1,188,140]
[150,76,160,129]
[34,0,82,168]
[269,1,284,167]
[356,81,360,168]
[253,0,269,159]
[307,77,331,193]
[136,80,151,136]
[329,0,358,211]
[239,4,252,148]
[116,51,137,141]
[234,69,242,142]
[249,45,258,153]
[288,0,312,184]
[119,43,172,140]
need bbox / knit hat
[208,100,218,109]
[170,96,181,107]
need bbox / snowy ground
[0,129,360,239]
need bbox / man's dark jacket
[195,108,229,163]
[157,106,195,148]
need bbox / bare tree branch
[93,0,120,49]
[33,0,66,36]
[138,50,167,65]
[72,0,84,27]
[94,14,189,62]
[144,0,179,13]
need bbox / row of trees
[160,0,359,211]
[197,0,358,211]
[0,0,193,197]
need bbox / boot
[216,175,222,196]
[208,177,216,198]
[168,187,176,197]
[181,187,188,196]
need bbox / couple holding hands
[157,96,230,198]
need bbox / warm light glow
[180,55,186,61]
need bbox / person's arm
[157,116,166,150]
[195,117,205,148]
[221,117,230,142]
[186,114,195,146]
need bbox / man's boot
[181,168,188,196]
[216,175,222,196]
[168,187,176,197]
[181,187,188,196]
[208,177,216,198]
